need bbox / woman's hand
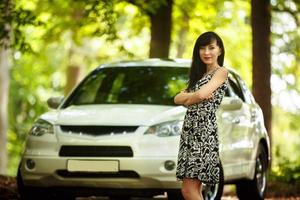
[174,89,214,106]
[183,93,198,106]
[174,90,190,105]
[183,93,214,106]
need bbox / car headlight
[29,119,54,136]
[145,120,183,137]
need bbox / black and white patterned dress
[176,68,228,184]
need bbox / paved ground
[1,175,300,200]
[77,195,237,200]
[77,196,300,200]
[75,184,300,200]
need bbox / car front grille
[60,125,139,136]
[56,170,140,178]
[59,146,134,157]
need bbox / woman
[174,31,228,200]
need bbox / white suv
[17,59,271,200]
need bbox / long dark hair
[186,31,225,91]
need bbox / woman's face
[199,40,221,66]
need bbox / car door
[218,73,253,178]
[233,73,258,165]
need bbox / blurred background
[0,0,299,193]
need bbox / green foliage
[124,0,168,15]
[271,0,300,94]
[33,0,120,42]
[269,106,300,183]
[269,1,300,183]
[0,0,39,51]
[8,48,65,175]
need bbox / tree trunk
[0,47,9,175]
[64,65,81,96]
[149,0,173,58]
[0,0,11,175]
[176,12,189,58]
[64,45,81,96]
[251,0,272,142]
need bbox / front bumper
[20,155,181,189]
[20,130,182,190]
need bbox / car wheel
[17,165,49,200]
[236,144,268,200]
[167,191,184,200]
[202,162,224,200]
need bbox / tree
[0,0,11,175]
[126,0,174,58]
[0,0,37,174]
[148,0,173,58]
[251,0,272,141]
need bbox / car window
[63,67,189,107]
[224,87,230,97]
[228,74,245,102]
[224,82,235,97]
[234,74,255,104]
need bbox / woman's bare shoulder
[215,67,228,78]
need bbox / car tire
[236,144,268,200]
[17,165,76,200]
[17,166,49,200]
[167,190,184,200]
[202,161,224,200]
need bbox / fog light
[164,160,175,171]
[26,159,35,170]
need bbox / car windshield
[62,66,188,107]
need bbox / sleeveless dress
[175,67,228,184]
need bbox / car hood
[43,104,187,126]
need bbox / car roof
[96,58,238,75]
[98,58,191,68]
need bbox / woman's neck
[206,64,220,73]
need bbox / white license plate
[67,160,119,172]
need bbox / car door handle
[251,111,257,121]
[232,118,240,124]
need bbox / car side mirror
[221,97,243,110]
[47,96,64,109]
